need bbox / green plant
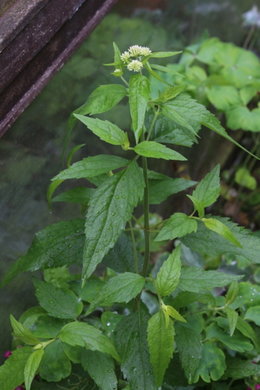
[1,44,260,390]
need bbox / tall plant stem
[141,156,150,277]
[129,219,139,274]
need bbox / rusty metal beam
[0,0,118,137]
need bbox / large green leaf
[147,311,174,386]
[181,216,260,264]
[52,155,129,181]
[149,177,196,205]
[193,342,226,383]
[0,347,32,390]
[115,308,156,390]
[87,272,145,313]
[244,306,260,326]
[81,350,117,390]
[227,106,260,132]
[129,74,150,142]
[24,349,44,390]
[134,141,186,161]
[202,218,241,247]
[155,247,181,297]
[178,267,242,293]
[2,219,84,286]
[59,321,120,362]
[75,84,127,116]
[175,321,202,384]
[34,280,83,320]
[83,161,144,282]
[206,86,241,111]
[74,115,129,148]
[39,340,71,382]
[155,213,197,241]
[187,165,220,217]
[206,323,253,352]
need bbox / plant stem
[141,156,150,276]
[128,219,139,273]
[147,107,160,141]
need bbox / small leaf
[244,306,260,326]
[52,187,94,204]
[81,350,117,390]
[236,316,257,345]
[134,141,186,161]
[59,321,120,362]
[149,176,196,205]
[34,280,83,319]
[155,85,185,103]
[39,340,71,382]
[206,323,253,352]
[188,165,220,217]
[75,84,127,116]
[52,155,129,181]
[74,114,129,148]
[224,357,260,380]
[225,281,239,305]
[155,246,181,297]
[225,307,238,336]
[0,347,32,390]
[83,161,144,282]
[235,167,257,190]
[24,349,44,390]
[88,272,145,313]
[164,305,186,323]
[10,315,39,345]
[193,342,226,383]
[150,51,182,58]
[202,218,242,247]
[147,310,174,386]
[129,74,150,142]
[178,267,242,293]
[155,213,197,241]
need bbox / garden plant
[0,44,260,390]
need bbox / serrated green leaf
[155,213,197,241]
[224,357,260,379]
[134,141,186,161]
[150,50,182,58]
[2,219,84,286]
[83,161,144,282]
[178,267,242,293]
[59,321,120,362]
[75,84,126,116]
[193,342,226,383]
[52,187,94,204]
[129,74,150,142]
[24,315,67,339]
[164,305,186,323]
[175,321,202,383]
[34,280,83,320]
[155,247,181,297]
[149,177,196,205]
[225,307,238,336]
[225,281,239,305]
[155,85,185,103]
[181,216,260,264]
[88,272,145,313]
[147,311,174,386]
[115,308,156,390]
[206,323,253,352]
[24,349,44,390]
[81,350,117,390]
[0,347,32,390]
[206,86,241,111]
[235,167,257,190]
[74,114,129,148]
[52,155,128,181]
[10,315,39,345]
[188,165,220,217]
[78,279,105,302]
[236,316,257,345]
[244,306,260,326]
[39,340,71,382]
[202,218,242,247]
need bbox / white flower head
[129,45,152,57]
[127,60,143,72]
[121,51,131,63]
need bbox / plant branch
[141,155,150,276]
[128,219,139,273]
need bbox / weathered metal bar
[0,0,118,137]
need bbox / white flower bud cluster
[127,60,144,72]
